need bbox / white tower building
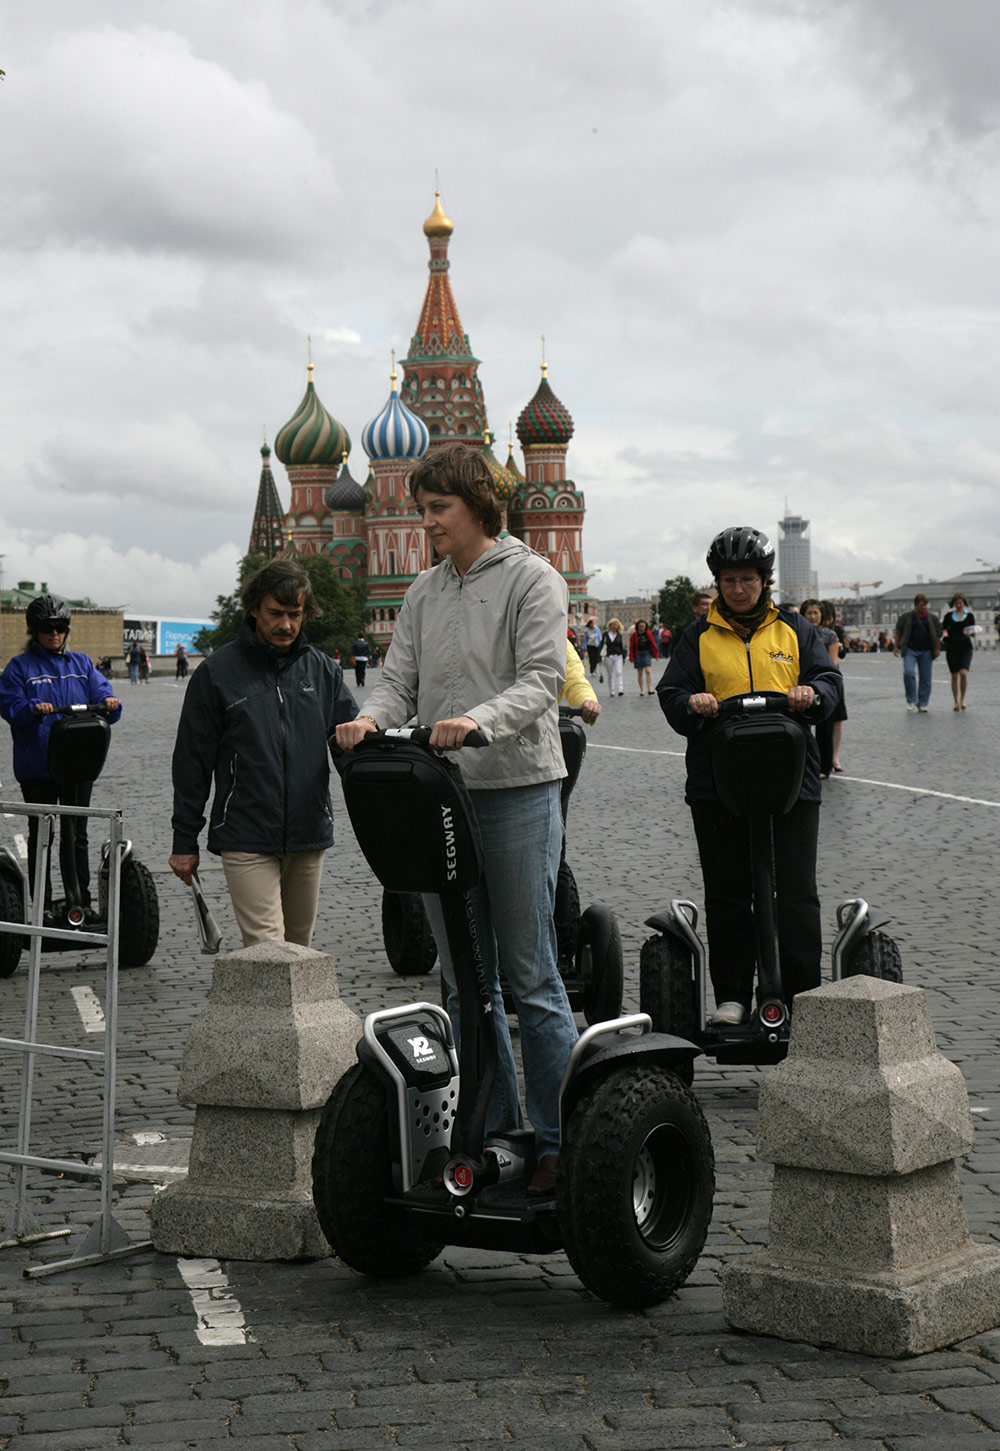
[778,513,813,606]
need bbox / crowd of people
[1,444,991,1191]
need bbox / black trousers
[20,779,94,909]
[690,797,822,1010]
[586,645,601,674]
[354,661,367,687]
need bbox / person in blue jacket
[0,595,122,916]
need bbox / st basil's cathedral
[248,192,590,648]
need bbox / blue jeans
[423,780,578,1157]
[903,649,933,707]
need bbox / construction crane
[819,581,883,597]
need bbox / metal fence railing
[0,800,151,1277]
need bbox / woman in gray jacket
[336,443,577,1196]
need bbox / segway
[313,727,714,1309]
[0,703,159,976]
[639,692,902,1082]
[380,707,624,1025]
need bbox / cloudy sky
[3,0,1000,616]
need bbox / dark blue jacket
[171,618,358,856]
[0,646,121,782]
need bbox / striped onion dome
[516,365,574,447]
[362,370,429,460]
[324,452,364,510]
[482,430,520,503]
[274,363,350,467]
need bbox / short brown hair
[914,593,928,606]
[950,593,967,609]
[241,558,321,619]
[408,442,502,537]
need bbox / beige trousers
[220,850,325,948]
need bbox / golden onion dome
[423,190,454,238]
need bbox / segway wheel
[381,890,438,977]
[639,934,698,1085]
[0,873,24,978]
[842,929,903,983]
[577,904,624,1026]
[558,1064,715,1309]
[117,858,160,968]
[312,1063,443,1278]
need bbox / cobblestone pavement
[2,655,1000,1450]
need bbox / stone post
[723,975,1000,1357]
[150,940,361,1261]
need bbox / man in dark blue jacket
[0,594,122,915]
[168,559,358,947]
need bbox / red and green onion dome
[274,363,350,467]
[362,372,429,460]
[516,368,574,448]
[324,453,364,511]
[482,431,519,503]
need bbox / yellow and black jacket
[657,602,843,804]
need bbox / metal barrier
[0,799,152,1277]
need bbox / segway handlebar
[49,701,117,717]
[558,705,585,719]
[716,690,796,718]
[356,724,489,750]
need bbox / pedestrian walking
[602,617,626,696]
[802,599,846,776]
[940,592,976,710]
[175,644,189,679]
[583,618,603,675]
[628,618,659,696]
[893,593,941,712]
[127,641,142,685]
[168,558,359,948]
[350,634,369,688]
[0,595,122,918]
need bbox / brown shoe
[527,1152,559,1197]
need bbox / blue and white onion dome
[362,369,429,460]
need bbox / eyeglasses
[38,622,68,634]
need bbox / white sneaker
[917,706,928,712]
[906,703,918,712]
[709,1001,746,1026]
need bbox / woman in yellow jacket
[658,527,842,1027]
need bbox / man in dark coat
[168,559,358,947]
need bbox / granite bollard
[722,975,1000,1357]
[150,940,361,1260]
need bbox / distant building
[0,580,122,668]
[777,514,815,606]
[248,194,590,648]
[875,571,1000,627]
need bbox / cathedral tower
[510,360,588,608]
[361,366,430,645]
[274,362,351,555]
[400,193,487,445]
[248,441,286,558]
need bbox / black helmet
[706,527,775,577]
[25,594,72,637]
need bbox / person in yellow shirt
[560,640,600,723]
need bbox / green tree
[193,553,368,658]
[657,574,700,633]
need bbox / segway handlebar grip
[356,725,489,751]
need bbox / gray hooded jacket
[363,535,568,789]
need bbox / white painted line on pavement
[590,744,685,758]
[177,1257,255,1346]
[589,744,1000,808]
[70,984,106,1033]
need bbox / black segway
[313,727,714,1309]
[0,703,159,976]
[380,707,624,1025]
[640,692,901,1081]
